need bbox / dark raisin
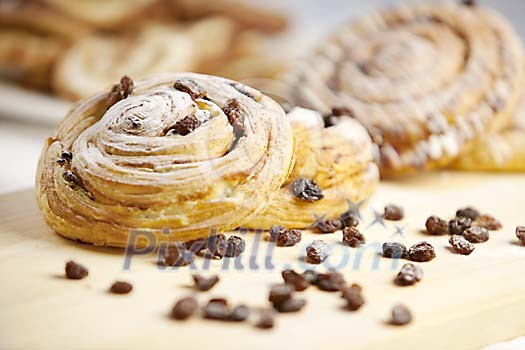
[302,270,319,285]
[204,300,231,320]
[128,116,142,128]
[340,210,359,228]
[167,115,201,136]
[449,235,475,255]
[315,219,342,233]
[63,170,79,185]
[516,226,525,244]
[342,227,366,248]
[171,297,198,320]
[456,207,480,221]
[56,157,66,164]
[269,226,301,247]
[109,281,133,294]
[229,305,250,322]
[407,242,436,262]
[394,263,423,286]
[60,151,73,162]
[255,310,275,329]
[184,238,207,253]
[205,234,229,258]
[463,226,489,243]
[306,240,331,264]
[449,217,472,235]
[390,304,412,325]
[383,204,404,221]
[341,284,365,311]
[474,214,502,231]
[291,178,324,202]
[425,215,449,235]
[65,260,88,280]
[225,235,246,257]
[192,274,220,291]
[163,244,194,267]
[222,99,241,125]
[382,242,408,259]
[268,284,293,304]
[107,76,134,108]
[316,271,345,292]
[273,298,306,313]
[462,0,476,6]
[173,79,206,100]
[331,107,354,117]
[282,269,310,291]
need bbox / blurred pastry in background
[452,87,525,171]
[284,2,524,175]
[0,0,288,99]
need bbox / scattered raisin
[456,207,480,221]
[282,270,310,291]
[225,235,246,257]
[463,226,489,243]
[255,310,275,329]
[474,214,502,231]
[192,274,220,291]
[306,240,332,264]
[229,305,250,322]
[316,271,345,292]
[341,284,365,311]
[107,76,133,108]
[109,281,133,294]
[382,242,408,259]
[323,114,338,128]
[205,234,229,258]
[171,297,198,320]
[167,115,201,136]
[291,178,324,202]
[60,151,73,162]
[314,219,343,233]
[269,284,294,304]
[449,217,472,235]
[407,242,436,262]
[340,210,359,228]
[173,79,206,100]
[516,226,525,244]
[204,300,231,320]
[383,204,404,221]
[269,226,302,247]
[331,107,354,117]
[342,227,366,248]
[65,260,88,280]
[273,298,306,313]
[390,304,412,325]
[449,235,475,255]
[163,244,195,267]
[394,263,423,286]
[462,0,476,7]
[425,216,449,235]
[184,238,207,253]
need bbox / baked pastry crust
[284,2,524,175]
[37,73,295,247]
[36,73,379,247]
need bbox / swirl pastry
[284,2,524,175]
[36,74,378,247]
[244,107,379,229]
[37,73,295,247]
[452,87,525,171]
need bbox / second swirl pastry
[285,2,524,175]
[36,73,378,247]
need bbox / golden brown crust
[284,2,524,175]
[37,73,295,247]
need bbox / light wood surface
[1,172,524,350]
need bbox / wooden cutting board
[1,172,524,350]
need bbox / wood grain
[0,172,524,350]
